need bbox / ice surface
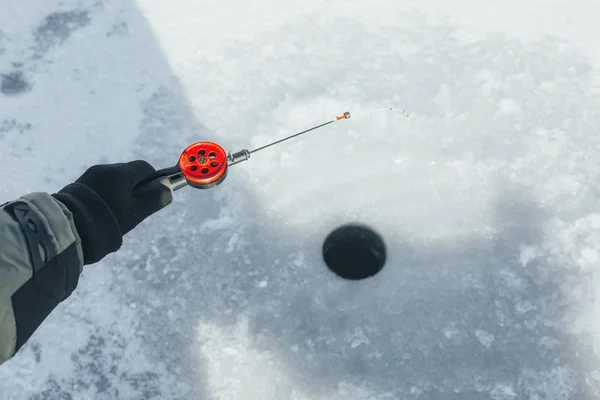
[1,0,600,398]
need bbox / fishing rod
[141,108,408,192]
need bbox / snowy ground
[1,0,600,398]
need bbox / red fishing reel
[178,142,229,189]
[147,142,250,192]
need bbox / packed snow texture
[1,0,600,398]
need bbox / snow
[474,329,495,349]
[1,0,600,398]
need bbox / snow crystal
[519,245,539,267]
[496,98,521,115]
[581,247,599,263]
[490,383,517,400]
[475,329,495,349]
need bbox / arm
[0,160,171,366]
[0,189,121,365]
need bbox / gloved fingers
[130,180,173,227]
[133,177,173,204]
[126,160,159,186]
[75,163,122,185]
[130,160,170,198]
[75,162,139,188]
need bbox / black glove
[52,160,173,265]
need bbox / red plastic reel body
[178,142,228,189]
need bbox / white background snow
[1,0,600,398]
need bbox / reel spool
[178,142,229,189]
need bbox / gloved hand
[53,160,173,264]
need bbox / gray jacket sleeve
[0,192,84,365]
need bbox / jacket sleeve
[0,192,85,366]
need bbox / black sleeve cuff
[12,241,82,352]
[52,183,123,265]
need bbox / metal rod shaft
[249,112,350,155]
